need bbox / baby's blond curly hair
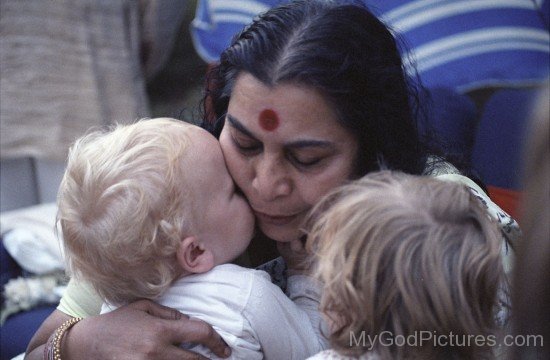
[58,118,197,305]
[307,171,504,359]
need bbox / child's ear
[176,236,215,274]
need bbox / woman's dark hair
[201,0,430,175]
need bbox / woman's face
[219,73,359,242]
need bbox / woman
[205,0,423,232]
[25,1,518,359]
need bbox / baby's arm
[244,271,327,359]
[287,273,326,344]
[278,238,327,345]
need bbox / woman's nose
[252,155,292,201]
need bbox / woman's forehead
[228,73,342,135]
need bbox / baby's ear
[176,237,215,274]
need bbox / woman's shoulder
[431,173,521,244]
[58,277,103,318]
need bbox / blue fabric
[373,0,550,92]
[419,87,478,162]
[471,87,543,190]
[1,240,52,359]
[191,0,286,63]
[0,305,56,360]
[1,240,22,296]
[191,0,549,92]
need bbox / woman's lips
[254,210,299,225]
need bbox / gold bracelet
[51,317,83,360]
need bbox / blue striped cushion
[191,0,284,63]
[191,0,549,92]
[373,0,550,92]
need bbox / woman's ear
[176,237,215,274]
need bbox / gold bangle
[51,317,83,360]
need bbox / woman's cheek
[220,135,246,184]
[224,149,252,193]
[299,175,341,208]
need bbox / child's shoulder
[211,264,292,299]
[209,263,272,283]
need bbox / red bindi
[258,109,280,131]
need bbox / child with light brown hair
[57,118,325,359]
[305,171,505,360]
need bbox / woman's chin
[259,223,303,243]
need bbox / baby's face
[184,126,255,265]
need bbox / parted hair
[58,118,195,305]
[307,171,503,359]
[202,0,428,176]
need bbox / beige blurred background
[0,0,206,212]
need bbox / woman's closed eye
[232,135,262,154]
[287,152,324,168]
[230,125,331,168]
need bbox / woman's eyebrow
[226,114,258,140]
[285,140,333,149]
[227,113,334,149]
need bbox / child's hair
[306,171,504,359]
[58,118,196,305]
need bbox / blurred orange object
[487,185,522,222]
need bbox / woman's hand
[25,300,231,360]
[277,237,313,276]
